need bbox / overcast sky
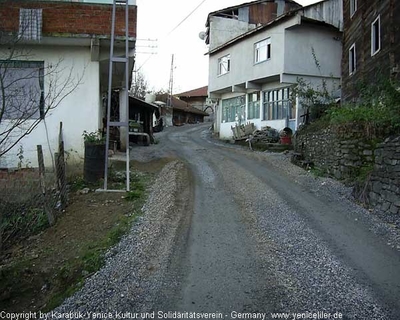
[135,0,321,94]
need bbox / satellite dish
[198,31,206,40]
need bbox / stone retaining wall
[295,127,400,216]
[294,127,375,180]
[369,136,400,215]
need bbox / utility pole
[167,54,174,107]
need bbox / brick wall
[0,0,136,38]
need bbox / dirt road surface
[150,124,400,320]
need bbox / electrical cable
[136,0,208,71]
[165,0,208,37]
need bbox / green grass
[3,168,151,312]
[43,211,142,312]
[309,166,326,177]
[0,207,50,251]
[44,170,150,311]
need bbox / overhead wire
[165,0,208,37]
[135,0,208,72]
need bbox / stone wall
[294,127,375,180]
[369,136,400,215]
[294,127,400,216]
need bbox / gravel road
[53,123,400,320]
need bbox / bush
[326,79,400,137]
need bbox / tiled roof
[175,86,208,98]
[156,94,208,116]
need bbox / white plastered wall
[0,45,100,169]
[208,16,342,140]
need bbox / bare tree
[0,28,84,158]
[130,70,149,100]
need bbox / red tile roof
[175,86,208,98]
[156,94,208,116]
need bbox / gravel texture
[216,158,388,319]
[50,160,190,315]
[204,128,400,254]
[252,150,400,254]
[49,124,400,319]
[201,128,400,319]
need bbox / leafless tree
[0,29,84,158]
[130,70,149,100]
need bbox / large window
[263,87,294,120]
[247,92,260,119]
[254,38,271,63]
[218,54,230,76]
[371,16,381,56]
[222,95,245,123]
[349,43,356,75]
[0,60,44,120]
[350,0,357,17]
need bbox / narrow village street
[154,124,400,319]
[55,123,400,320]
[1,0,400,319]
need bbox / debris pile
[251,126,280,143]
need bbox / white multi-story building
[0,0,136,168]
[206,0,343,139]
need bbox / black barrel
[84,143,105,183]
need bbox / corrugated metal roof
[207,11,295,55]
[207,0,342,56]
[206,0,302,26]
[301,0,343,31]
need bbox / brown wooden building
[156,94,208,126]
[175,86,214,115]
[342,0,400,102]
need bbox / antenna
[199,31,206,40]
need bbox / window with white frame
[247,92,260,119]
[263,87,294,121]
[371,16,381,56]
[254,38,271,63]
[0,60,44,120]
[349,43,356,75]
[218,54,230,76]
[350,0,357,17]
[222,95,245,123]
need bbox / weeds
[1,166,152,312]
[0,206,49,250]
[309,166,326,177]
[43,212,139,312]
[69,176,88,192]
[43,171,148,311]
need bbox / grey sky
[135,0,321,93]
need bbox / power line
[136,0,208,71]
[166,0,208,37]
